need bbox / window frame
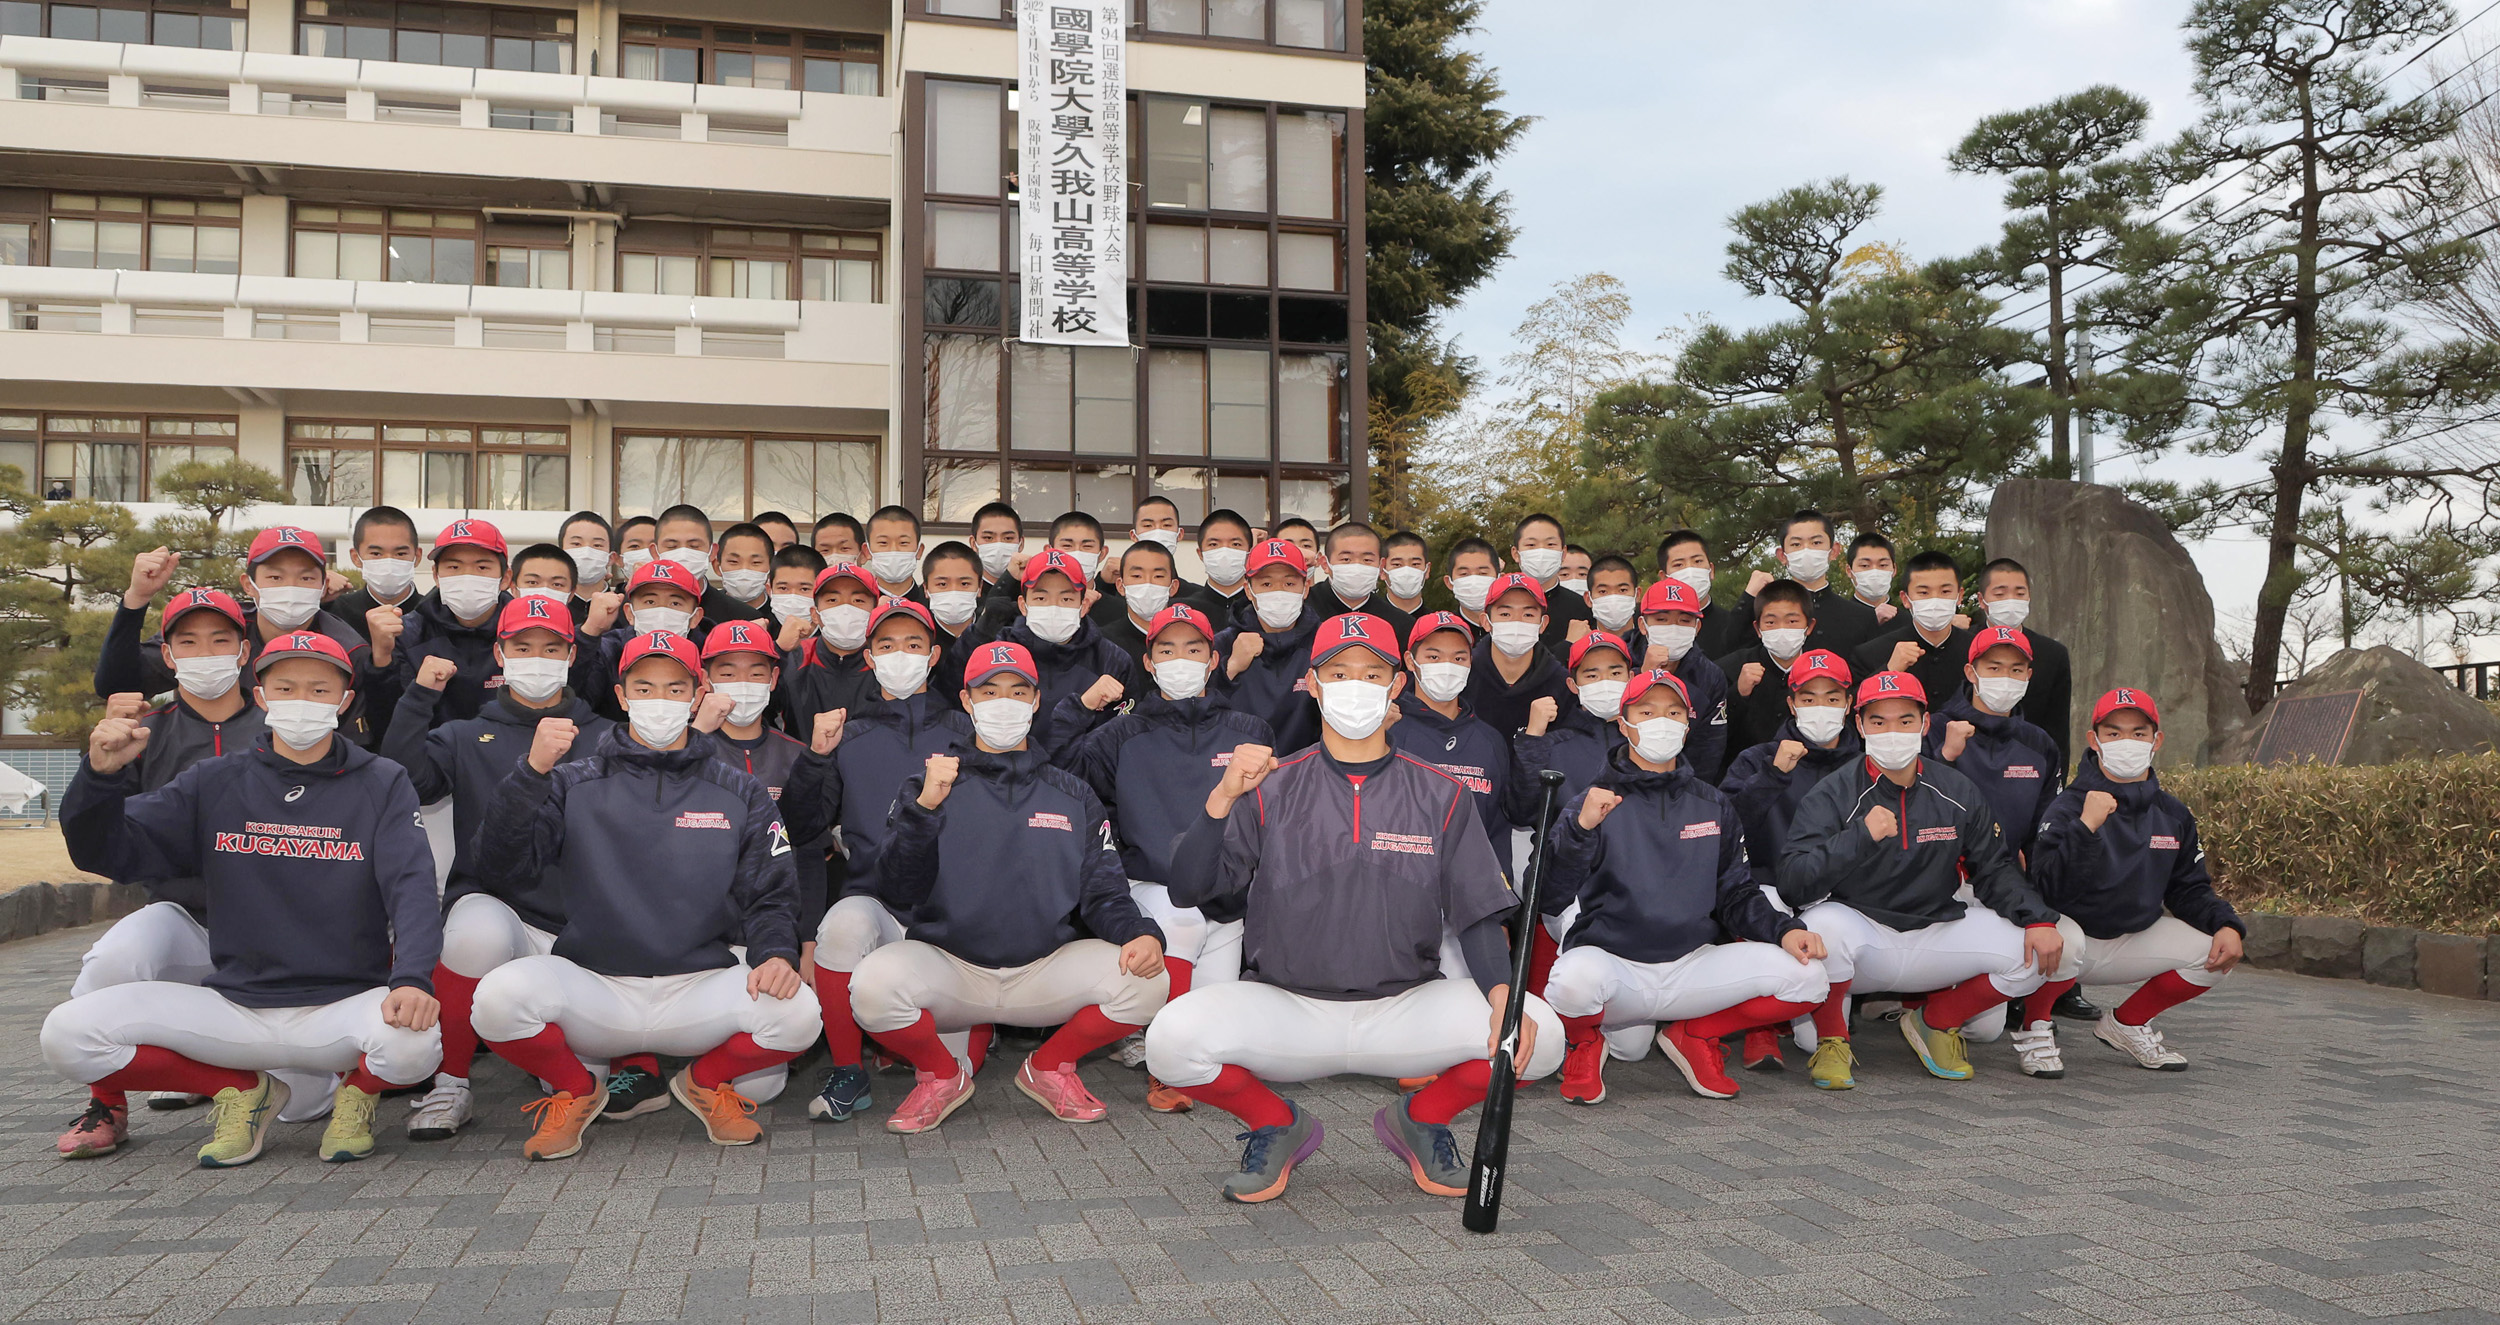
[903,0,1360,58]
[0,412,238,504]
[283,417,571,511]
[294,0,576,73]
[616,226,882,302]
[609,430,881,521]
[10,193,243,273]
[617,16,882,94]
[0,0,246,48]
[290,204,481,285]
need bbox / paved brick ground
[2,923,2496,1324]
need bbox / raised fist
[415,655,458,692]
[1081,674,1125,712]
[918,753,961,808]
[1940,719,1975,761]
[1773,739,1806,773]
[811,707,847,756]
[1525,695,1558,737]
[1864,804,1898,843]
[123,547,177,609]
[692,689,735,733]
[582,591,623,636]
[365,604,403,665]
[2080,789,2118,832]
[1873,602,1898,624]
[87,715,150,774]
[1737,661,1766,697]
[323,569,351,602]
[1953,612,1971,632]
[1886,641,1925,674]
[1227,630,1265,678]
[1210,743,1274,812]
[1576,786,1623,831]
[528,717,578,773]
[104,692,145,721]
[1744,569,1774,597]
[777,611,813,650]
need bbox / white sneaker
[2094,1014,2188,1070]
[2010,1022,2065,1078]
[1107,1034,1150,1069]
[406,1077,474,1140]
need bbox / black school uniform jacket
[1806,584,1882,659]
[879,747,1158,969]
[1215,599,1324,754]
[96,601,379,746]
[1720,721,1864,878]
[2016,628,2075,770]
[1672,646,1732,784]
[1463,634,1571,744]
[2031,755,2242,941]
[384,684,615,928]
[124,696,269,916]
[1778,755,2056,932]
[821,692,974,920]
[1538,583,1593,663]
[62,736,441,1007]
[1055,692,1273,884]
[382,588,515,728]
[1695,599,1749,666]
[778,638,877,741]
[1851,619,1978,712]
[1714,641,1798,761]
[1924,695,2063,858]
[1549,749,1802,965]
[479,728,799,976]
[702,586,772,626]
[1389,694,1528,867]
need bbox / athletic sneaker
[2094,1014,2189,1070]
[1857,998,1905,1023]
[807,1064,874,1122]
[2011,1022,2066,1078]
[1145,1076,1193,1113]
[2054,987,2103,1021]
[1107,1034,1150,1069]
[57,1099,128,1159]
[1014,1056,1107,1123]
[886,1069,975,1134]
[320,1082,381,1163]
[1808,1036,1856,1090]
[1373,1096,1469,1198]
[669,1069,762,1145]
[1742,1028,1784,1071]
[198,1074,288,1169]
[1558,1034,1607,1105]
[600,1063,670,1122]
[406,1076,473,1140]
[1898,1009,1975,1080]
[1222,1103,1323,1204]
[1657,1022,1739,1099]
[145,1092,206,1111]
[520,1091,603,1160]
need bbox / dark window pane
[442,31,485,66]
[1209,292,1270,342]
[1277,296,1347,345]
[200,14,237,47]
[0,3,41,37]
[924,277,999,327]
[344,22,388,58]
[1147,289,1209,339]
[98,6,143,41]
[399,3,443,22]
[434,237,473,285]
[388,235,431,282]
[52,5,97,40]
[398,29,439,62]
[154,13,199,46]
[661,45,697,82]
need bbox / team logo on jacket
[675,811,732,830]
[1028,812,1073,831]
[2004,765,2039,779]
[1370,831,1435,856]
[215,821,363,860]
[768,820,792,855]
[284,785,305,803]
[1211,751,1235,768]
[1915,825,1957,843]
[1680,820,1720,839]
[2149,834,2180,850]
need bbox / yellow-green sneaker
[1899,1009,1974,1080]
[1808,1036,1856,1091]
[197,1074,289,1169]
[319,1082,380,1163]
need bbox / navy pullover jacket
[1548,748,1803,965]
[822,692,974,914]
[2031,755,2243,942]
[378,587,515,730]
[384,684,614,927]
[96,601,378,746]
[63,735,442,1007]
[979,617,1143,755]
[1924,694,2064,858]
[1670,645,1732,783]
[1463,634,1571,745]
[777,638,877,740]
[712,726,837,934]
[1056,692,1274,883]
[1720,719,1864,878]
[1509,703,1625,811]
[1214,599,1323,754]
[121,694,269,916]
[1778,755,2057,932]
[1389,693,1528,864]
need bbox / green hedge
[2167,754,2500,935]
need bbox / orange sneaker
[520,1091,604,1160]
[1394,1075,1439,1091]
[669,1069,763,1145]
[1145,1075,1194,1113]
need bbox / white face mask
[1647,623,1697,662]
[1024,604,1081,644]
[1385,565,1427,600]
[720,569,769,601]
[1783,548,1831,583]
[1864,729,1923,771]
[1255,591,1304,630]
[1488,620,1540,658]
[1577,679,1626,721]
[501,656,568,702]
[1973,675,2030,714]
[713,680,773,726]
[971,696,1036,749]
[567,546,612,585]
[1591,594,1637,631]
[1124,583,1172,619]
[1560,578,1588,599]
[769,593,815,622]
[358,557,417,600]
[977,542,1018,577]
[1153,657,1210,700]
[872,650,933,698]
[1519,547,1564,581]
[1415,661,1469,703]
[1202,546,1249,585]
[869,550,918,585]
[619,548,654,573]
[818,604,871,651]
[514,587,568,607]
[1670,566,1714,600]
[1760,627,1808,660]
[253,585,321,631]
[1451,575,1495,612]
[1328,562,1380,600]
[1318,678,1392,739]
[1985,598,2032,629]
[1064,549,1102,581]
[1909,598,1959,632]
[660,547,713,582]
[1628,716,1688,763]
[927,590,978,629]
[173,653,243,700]
[1794,705,1848,744]
[632,605,691,638]
[263,697,341,751]
[437,574,504,622]
[1852,568,1892,602]
[1138,528,1180,550]
[627,697,691,747]
[2098,738,2155,779]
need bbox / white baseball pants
[1803,901,2048,1002]
[816,894,904,972]
[1130,882,1242,986]
[440,893,558,979]
[849,939,1167,1035]
[1545,942,1831,1062]
[471,956,821,1077]
[2049,915,2227,992]
[42,982,442,1087]
[1143,977,1565,1090]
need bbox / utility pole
[2075,323,2096,485]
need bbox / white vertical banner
[1017,0,1128,346]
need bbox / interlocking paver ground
[2,923,2496,1323]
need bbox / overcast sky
[1444,0,2499,664]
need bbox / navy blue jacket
[1214,599,1323,754]
[478,728,800,977]
[96,600,378,747]
[379,587,515,729]
[62,736,441,1008]
[1672,646,1732,783]
[122,695,269,916]
[1721,720,1864,879]
[1509,704,1624,811]
[1925,695,2064,858]
[977,617,1143,754]
[1057,693,1274,883]
[712,726,837,934]
[383,684,614,928]
[2032,755,2242,941]
[1778,755,2056,932]
[1549,749,1802,965]
[878,747,1159,969]
[1389,694,1528,865]
[1464,634,1571,744]
[778,638,878,741]
[821,693,975,918]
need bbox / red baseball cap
[1019,548,1087,589]
[1568,629,1633,671]
[964,638,1040,688]
[251,630,354,676]
[1855,670,1929,709]
[1786,648,1853,691]
[1245,539,1309,580]
[244,526,326,568]
[1145,602,1215,645]
[627,559,702,598]
[161,587,246,634]
[1968,625,2033,663]
[700,618,778,662]
[431,517,507,561]
[619,629,701,680]
[1485,571,1546,609]
[868,597,937,639]
[1637,578,1703,617]
[1406,609,1474,653]
[1620,667,1692,712]
[496,595,576,642]
[814,562,875,597]
[2091,686,2162,728]
[1309,613,1400,668]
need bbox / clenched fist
[1873,602,1898,623]
[811,707,847,755]
[2079,789,2118,832]
[1080,674,1125,712]
[1525,696,1558,737]
[528,717,578,773]
[1577,786,1623,831]
[1744,569,1774,596]
[1208,742,1274,815]
[1120,933,1165,978]
[776,612,813,650]
[691,689,735,733]
[123,547,177,609]
[104,692,145,721]
[1773,739,1806,773]
[324,569,351,602]
[1737,661,1766,696]
[1781,929,1827,964]
[1886,641,1925,673]
[918,753,961,808]
[581,591,623,636]
[1940,719,1974,761]
[1227,630,1265,678]
[366,604,404,665]
[87,714,151,775]
[381,987,440,1031]
[1864,804,1898,843]
[415,655,458,692]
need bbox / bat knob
[1538,769,1565,787]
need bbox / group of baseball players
[41,499,2244,1206]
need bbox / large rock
[2214,644,2500,765]
[1985,479,2250,764]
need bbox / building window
[485,242,569,289]
[1138,0,1345,50]
[297,1,574,72]
[14,195,241,273]
[1144,99,1270,213]
[293,207,477,284]
[0,413,235,503]
[286,420,569,510]
[1011,344,1135,454]
[802,234,881,302]
[1277,110,1346,220]
[618,18,880,94]
[925,333,1000,453]
[618,227,881,302]
[925,80,1004,200]
[614,433,874,520]
[0,0,244,47]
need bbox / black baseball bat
[1463,767,1566,1234]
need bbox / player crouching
[1543,669,1830,1104]
[469,631,816,1160]
[1145,614,1564,1205]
